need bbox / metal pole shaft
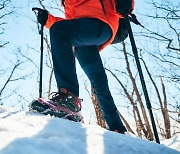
[39,25,44,98]
[124,15,160,144]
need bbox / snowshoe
[29,98,83,122]
[29,89,83,122]
[30,88,83,122]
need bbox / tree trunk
[122,42,154,140]
[91,86,106,129]
[141,58,171,139]
[161,77,171,139]
[133,108,142,138]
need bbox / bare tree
[141,0,180,82]
[107,39,178,139]
[134,0,180,138]
[0,1,28,106]
[122,42,154,140]
[0,55,31,106]
[141,58,171,139]
[91,86,106,128]
[0,0,14,48]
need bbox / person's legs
[75,46,126,132]
[50,20,79,96]
[49,18,111,96]
[50,18,126,132]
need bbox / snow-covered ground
[0,106,179,154]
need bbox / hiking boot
[49,88,82,112]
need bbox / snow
[0,106,179,154]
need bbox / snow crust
[0,106,179,154]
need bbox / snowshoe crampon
[29,98,83,122]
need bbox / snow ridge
[0,106,179,154]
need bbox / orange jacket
[45,0,134,51]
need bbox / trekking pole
[124,14,160,144]
[39,24,44,98]
[32,7,44,98]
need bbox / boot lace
[50,91,67,102]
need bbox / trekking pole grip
[32,7,42,12]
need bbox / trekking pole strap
[129,14,144,28]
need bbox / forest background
[0,0,179,141]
